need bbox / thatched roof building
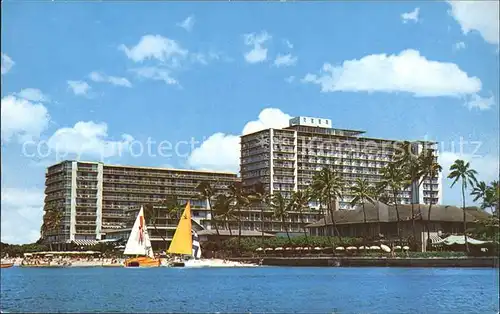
[306,202,490,228]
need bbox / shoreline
[5,257,498,268]
[230,256,499,268]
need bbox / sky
[1,1,499,244]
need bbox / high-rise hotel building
[43,161,239,245]
[240,116,441,210]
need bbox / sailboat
[123,206,161,267]
[167,201,201,267]
[167,202,257,268]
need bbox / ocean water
[1,267,499,313]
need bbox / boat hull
[124,256,160,267]
[0,263,14,268]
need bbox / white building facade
[241,116,441,210]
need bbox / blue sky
[1,1,499,243]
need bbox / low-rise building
[305,202,490,251]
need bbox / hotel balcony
[77,176,98,181]
[75,220,97,226]
[75,230,96,235]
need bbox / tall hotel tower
[240,116,441,210]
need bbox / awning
[98,238,122,243]
[71,239,99,246]
[429,234,444,244]
[434,235,491,246]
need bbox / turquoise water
[1,267,499,313]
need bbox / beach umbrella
[358,246,368,250]
[295,247,303,251]
[402,246,410,251]
[314,247,322,251]
[303,247,311,251]
[275,247,284,251]
[394,245,402,250]
[346,246,357,250]
[335,246,345,251]
[255,247,263,251]
[380,244,391,253]
[285,247,293,251]
[264,248,274,251]
[370,246,381,250]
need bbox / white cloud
[1,53,14,75]
[47,121,134,159]
[285,76,295,83]
[454,41,466,51]
[89,71,132,87]
[401,7,420,23]
[283,39,293,49]
[1,95,50,143]
[67,80,91,96]
[243,31,272,63]
[466,94,495,110]
[302,49,482,98]
[130,67,179,85]
[15,88,49,102]
[447,1,499,46]
[242,108,292,135]
[191,51,225,65]
[187,108,292,172]
[187,133,241,172]
[119,34,188,65]
[274,53,298,67]
[177,15,195,32]
[1,187,45,244]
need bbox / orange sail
[167,202,193,255]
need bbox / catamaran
[167,201,201,267]
[167,201,258,268]
[123,206,161,267]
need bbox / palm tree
[471,181,489,205]
[213,194,235,236]
[419,149,442,249]
[247,181,270,243]
[269,192,292,243]
[196,182,220,237]
[144,202,170,251]
[490,181,500,216]
[350,178,376,240]
[379,162,407,244]
[164,196,184,220]
[291,189,312,240]
[394,141,424,243]
[311,167,344,238]
[471,181,500,215]
[448,159,478,253]
[228,182,250,250]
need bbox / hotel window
[311,118,315,123]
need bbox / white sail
[124,207,154,258]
